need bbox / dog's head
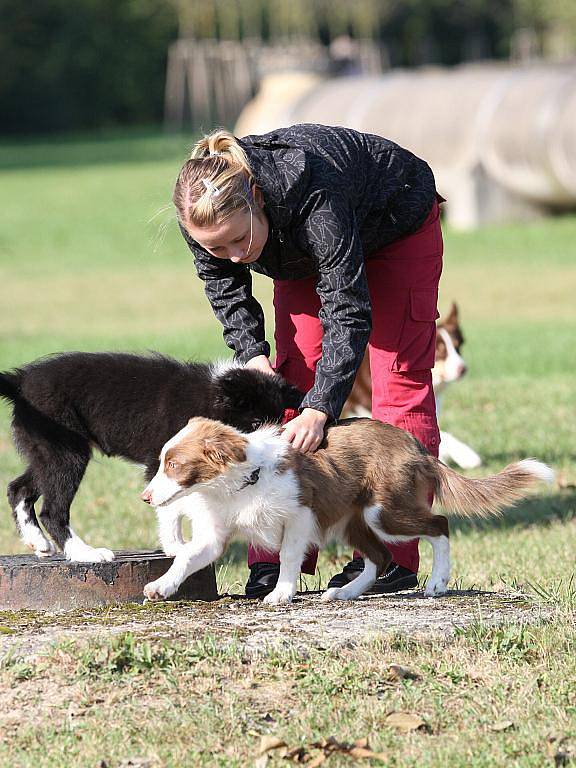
[141,417,248,507]
[213,368,303,432]
[432,302,467,392]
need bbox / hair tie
[202,178,221,197]
[209,151,224,157]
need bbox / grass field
[0,132,574,767]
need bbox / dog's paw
[67,546,115,563]
[23,530,56,558]
[320,587,341,602]
[424,577,448,597]
[320,587,359,602]
[144,580,168,601]
[95,547,115,562]
[29,537,57,558]
[35,541,57,558]
[263,586,295,606]
[88,547,115,563]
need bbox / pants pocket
[392,288,439,372]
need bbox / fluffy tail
[433,458,554,517]
[0,371,22,404]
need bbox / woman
[173,123,443,598]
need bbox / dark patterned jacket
[180,123,437,420]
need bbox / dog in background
[141,416,552,604]
[0,353,302,563]
[344,302,482,469]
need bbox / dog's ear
[280,379,305,409]
[216,369,259,410]
[442,302,459,329]
[202,435,246,468]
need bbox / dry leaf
[257,735,287,756]
[386,712,426,733]
[309,737,387,762]
[490,720,514,732]
[349,746,388,760]
[307,754,327,767]
[389,663,421,681]
[285,746,306,761]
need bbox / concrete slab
[0,550,217,611]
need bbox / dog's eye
[166,459,180,471]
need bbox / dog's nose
[458,364,468,378]
[141,489,153,504]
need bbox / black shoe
[245,562,280,599]
[327,558,418,594]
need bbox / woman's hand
[282,408,328,454]
[245,354,276,376]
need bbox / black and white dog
[0,353,302,562]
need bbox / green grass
[0,131,574,767]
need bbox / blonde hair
[173,129,257,231]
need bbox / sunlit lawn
[0,133,574,767]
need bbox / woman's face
[186,192,269,266]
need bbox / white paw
[35,541,57,558]
[67,547,115,563]
[263,586,295,606]
[321,587,341,602]
[23,530,56,557]
[322,587,357,601]
[424,577,448,597]
[143,579,172,601]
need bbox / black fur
[0,352,303,554]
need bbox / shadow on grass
[449,489,576,534]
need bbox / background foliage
[1,0,575,136]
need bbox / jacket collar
[238,134,310,230]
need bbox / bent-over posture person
[172,123,444,597]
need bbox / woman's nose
[229,247,246,263]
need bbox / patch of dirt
[0,589,551,662]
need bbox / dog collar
[237,467,260,491]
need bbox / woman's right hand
[245,354,276,376]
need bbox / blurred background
[3,0,576,227]
[0,0,574,579]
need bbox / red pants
[248,201,443,575]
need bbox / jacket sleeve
[295,191,372,420]
[180,226,270,363]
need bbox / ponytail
[173,129,257,230]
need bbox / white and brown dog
[344,302,482,469]
[141,416,552,605]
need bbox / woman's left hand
[282,408,328,454]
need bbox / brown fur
[343,302,464,416]
[433,461,546,517]
[264,418,544,568]
[287,418,451,571]
[164,417,248,487]
[164,417,548,575]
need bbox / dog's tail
[0,369,87,452]
[431,458,554,517]
[0,371,23,405]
